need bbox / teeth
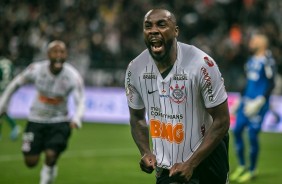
[151,38,162,45]
[152,42,162,47]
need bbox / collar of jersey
[150,42,183,83]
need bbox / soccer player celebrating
[0,40,85,184]
[125,8,230,184]
[230,33,276,183]
[0,56,21,140]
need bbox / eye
[158,21,167,28]
[144,22,152,29]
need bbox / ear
[175,26,179,37]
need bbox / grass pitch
[0,121,281,184]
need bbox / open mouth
[150,39,164,53]
[53,59,64,69]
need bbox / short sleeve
[199,57,227,108]
[125,63,145,109]
[18,63,38,84]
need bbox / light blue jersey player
[230,34,276,183]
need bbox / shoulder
[178,42,217,71]
[0,57,12,65]
[178,42,205,58]
[0,58,12,71]
[126,49,151,73]
[63,62,83,82]
[64,62,80,74]
[26,60,47,72]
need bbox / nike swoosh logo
[148,90,158,94]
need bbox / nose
[148,25,160,35]
[54,50,65,58]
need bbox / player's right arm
[125,61,156,173]
[129,107,156,173]
[0,64,35,115]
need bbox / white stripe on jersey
[125,42,227,168]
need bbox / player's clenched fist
[139,153,156,174]
[169,162,194,182]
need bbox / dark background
[1,0,282,92]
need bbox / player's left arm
[263,58,276,97]
[169,100,229,182]
[170,57,230,182]
[191,100,230,163]
[70,74,85,129]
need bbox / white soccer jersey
[0,60,85,127]
[125,42,227,169]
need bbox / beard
[50,58,65,75]
[146,38,174,63]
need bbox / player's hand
[70,122,79,129]
[169,162,194,182]
[70,119,82,129]
[244,96,265,117]
[139,153,156,174]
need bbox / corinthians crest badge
[170,84,186,104]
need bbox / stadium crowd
[0,0,282,92]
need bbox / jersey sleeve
[17,63,38,84]
[263,56,276,97]
[0,63,36,112]
[199,57,227,108]
[125,62,145,109]
[70,71,85,128]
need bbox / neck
[155,42,177,73]
[49,65,61,75]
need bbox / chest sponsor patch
[150,119,184,144]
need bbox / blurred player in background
[0,56,21,140]
[125,8,230,184]
[0,40,85,184]
[230,33,276,183]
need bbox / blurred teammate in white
[125,8,230,184]
[0,40,85,184]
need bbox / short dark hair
[144,8,177,25]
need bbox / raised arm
[0,70,31,115]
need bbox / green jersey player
[0,56,20,140]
